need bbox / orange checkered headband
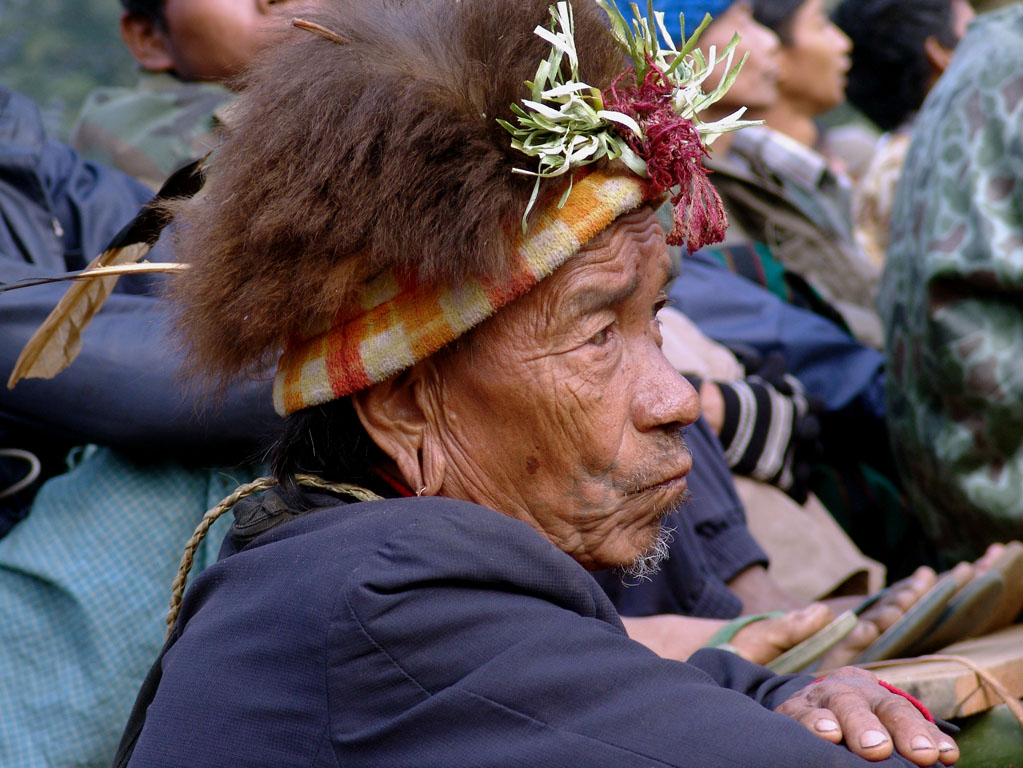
[273,170,653,416]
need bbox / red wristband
[811,678,935,724]
[877,680,935,723]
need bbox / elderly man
[835,0,975,267]
[112,0,957,765]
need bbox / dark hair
[751,0,807,44]
[120,0,165,26]
[833,0,958,131]
[268,397,388,509]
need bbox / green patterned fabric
[70,71,232,190]
[0,447,260,768]
[880,4,1023,563]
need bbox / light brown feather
[5,245,174,388]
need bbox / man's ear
[352,363,446,495]
[924,34,954,76]
[120,11,175,73]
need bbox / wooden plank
[858,624,1023,720]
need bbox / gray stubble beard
[617,523,675,583]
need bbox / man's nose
[758,25,782,60]
[632,349,701,432]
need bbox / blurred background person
[667,0,882,348]
[753,0,852,153]
[834,0,975,268]
[0,85,274,768]
[0,4,314,765]
[72,0,312,189]
[745,0,883,346]
[655,0,939,579]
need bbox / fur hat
[167,0,625,392]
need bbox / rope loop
[165,474,382,638]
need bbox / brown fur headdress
[168,0,624,386]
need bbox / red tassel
[603,59,727,253]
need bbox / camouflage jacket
[880,4,1023,562]
[70,71,232,190]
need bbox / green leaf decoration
[501,0,761,231]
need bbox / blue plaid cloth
[0,447,260,768]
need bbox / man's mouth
[651,472,688,493]
[627,459,692,500]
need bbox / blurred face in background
[775,0,852,114]
[700,1,782,115]
[159,0,313,83]
[123,0,322,85]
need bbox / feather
[5,158,207,389]
[8,244,149,387]
[1,262,187,293]
[292,18,350,46]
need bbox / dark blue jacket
[673,251,886,420]
[124,493,927,767]
[0,88,151,273]
[0,87,276,529]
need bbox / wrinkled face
[776,0,852,114]
[160,0,312,83]
[430,207,700,572]
[700,2,782,114]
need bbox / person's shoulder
[0,87,47,151]
[227,493,592,605]
[917,6,1023,125]
[76,72,231,116]
[966,3,1023,46]
[248,495,556,565]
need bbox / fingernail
[814,719,839,733]
[860,730,888,749]
[938,741,956,753]
[911,736,934,751]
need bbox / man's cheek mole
[526,456,540,475]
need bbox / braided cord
[165,474,383,638]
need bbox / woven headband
[272,169,651,415]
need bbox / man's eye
[589,325,613,346]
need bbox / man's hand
[817,566,941,669]
[728,564,804,613]
[775,667,958,766]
